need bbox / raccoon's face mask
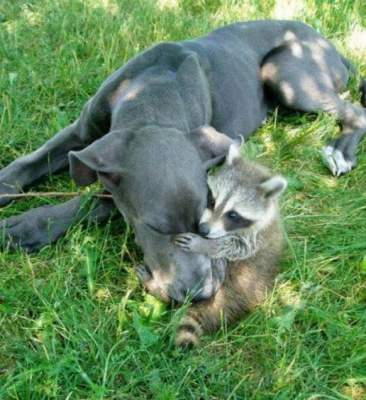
[68,125,237,302]
[199,143,287,239]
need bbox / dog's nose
[198,222,210,236]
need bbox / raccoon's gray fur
[173,143,287,348]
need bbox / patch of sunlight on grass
[20,5,43,26]
[214,3,257,22]
[341,379,366,400]
[273,356,303,392]
[116,289,133,332]
[262,132,277,155]
[319,175,339,189]
[85,0,119,16]
[139,293,166,320]
[278,282,303,308]
[346,24,366,57]
[4,19,17,34]
[272,0,305,19]
[157,0,179,11]
[95,287,112,302]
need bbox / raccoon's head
[198,144,287,239]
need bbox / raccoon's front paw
[173,233,204,253]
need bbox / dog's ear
[189,126,243,168]
[176,54,211,122]
[69,131,124,190]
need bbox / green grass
[1,0,366,398]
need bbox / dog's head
[69,125,236,302]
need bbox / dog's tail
[360,79,366,108]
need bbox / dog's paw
[0,211,52,252]
[0,204,74,252]
[0,164,24,207]
[322,146,355,176]
[0,182,20,207]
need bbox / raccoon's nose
[198,222,210,237]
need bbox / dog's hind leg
[261,42,366,176]
[322,100,366,176]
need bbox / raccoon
[173,143,287,348]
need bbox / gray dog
[1,20,365,302]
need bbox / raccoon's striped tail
[175,315,204,349]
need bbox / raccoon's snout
[198,222,210,237]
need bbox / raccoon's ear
[189,126,241,165]
[259,175,287,199]
[226,143,242,166]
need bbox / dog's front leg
[0,197,115,252]
[0,120,85,207]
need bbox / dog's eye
[146,223,164,235]
[146,222,176,236]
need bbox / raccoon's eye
[227,211,240,220]
[225,211,254,228]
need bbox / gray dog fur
[1,20,365,302]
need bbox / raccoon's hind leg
[175,262,273,348]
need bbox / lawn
[0,0,365,398]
